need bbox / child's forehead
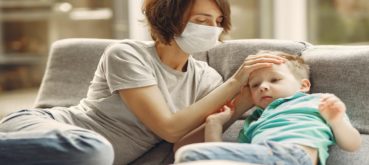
[249,64,290,80]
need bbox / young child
[175,51,361,165]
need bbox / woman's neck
[155,41,189,72]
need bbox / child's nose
[259,82,269,92]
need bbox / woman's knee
[175,143,218,163]
[57,129,114,165]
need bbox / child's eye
[251,83,260,88]
[271,78,280,83]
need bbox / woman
[0,0,284,164]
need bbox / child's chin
[257,104,267,109]
[258,101,271,109]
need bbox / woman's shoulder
[105,40,155,53]
[102,40,156,61]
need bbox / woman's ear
[299,79,311,93]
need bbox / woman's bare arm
[120,55,284,143]
[120,78,242,143]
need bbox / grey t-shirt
[70,40,223,163]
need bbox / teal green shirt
[238,92,343,165]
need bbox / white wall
[274,0,307,41]
[128,0,151,40]
[126,0,308,41]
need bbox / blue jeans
[0,109,114,165]
[175,141,313,165]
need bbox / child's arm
[205,105,234,142]
[319,94,362,152]
[173,86,253,151]
[172,104,238,151]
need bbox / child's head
[248,50,311,108]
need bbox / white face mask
[175,22,223,54]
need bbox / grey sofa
[34,38,369,165]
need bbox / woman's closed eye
[192,16,223,27]
[194,18,208,24]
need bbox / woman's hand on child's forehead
[247,54,285,64]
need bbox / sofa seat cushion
[327,134,369,165]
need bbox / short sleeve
[196,65,223,100]
[237,108,262,143]
[102,43,157,93]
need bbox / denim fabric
[175,141,313,165]
[0,109,114,165]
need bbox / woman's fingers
[244,57,284,66]
[243,63,273,73]
[245,54,286,64]
[232,54,286,85]
[241,54,286,74]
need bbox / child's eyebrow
[248,76,259,84]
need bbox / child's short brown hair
[256,50,310,80]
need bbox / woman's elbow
[161,132,181,143]
[157,125,183,143]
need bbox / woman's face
[188,0,224,27]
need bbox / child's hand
[319,94,346,125]
[206,105,234,126]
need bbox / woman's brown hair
[143,0,231,45]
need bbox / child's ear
[299,79,311,93]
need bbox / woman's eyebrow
[193,12,223,18]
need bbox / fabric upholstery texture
[34,38,368,165]
[35,39,118,108]
[205,39,310,80]
[303,46,369,134]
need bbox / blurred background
[1,0,369,116]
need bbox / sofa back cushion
[204,39,309,80]
[303,46,369,134]
[35,39,118,108]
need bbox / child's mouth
[261,96,273,100]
